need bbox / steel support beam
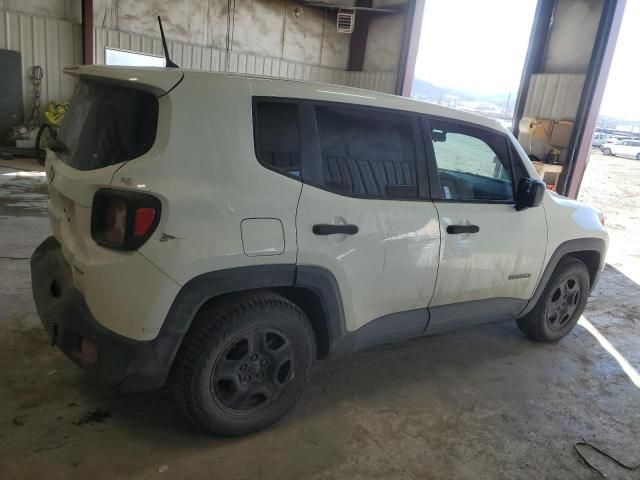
[347,0,372,71]
[82,0,93,65]
[565,0,626,198]
[395,0,425,96]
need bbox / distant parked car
[591,132,614,147]
[601,139,640,159]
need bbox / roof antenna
[158,16,179,68]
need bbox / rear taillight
[134,208,156,237]
[91,189,161,251]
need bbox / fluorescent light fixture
[105,48,165,67]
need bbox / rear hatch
[47,66,181,270]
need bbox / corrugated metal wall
[518,73,586,160]
[523,74,586,121]
[0,10,82,119]
[94,27,397,93]
[0,8,396,124]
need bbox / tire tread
[172,291,315,435]
[517,257,589,342]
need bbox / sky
[599,0,639,120]
[413,0,537,96]
[413,0,640,121]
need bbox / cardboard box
[550,121,574,148]
[532,119,552,141]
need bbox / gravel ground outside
[578,150,640,283]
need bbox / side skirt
[329,308,430,357]
[426,298,527,336]
[326,298,526,357]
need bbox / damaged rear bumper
[30,236,179,391]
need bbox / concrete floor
[1,155,639,479]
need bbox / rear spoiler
[63,65,183,97]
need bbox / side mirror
[515,177,546,211]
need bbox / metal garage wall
[523,74,586,121]
[0,10,82,119]
[0,6,397,123]
[94,27,397,93]
[518,73,586,160]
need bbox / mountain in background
[411,78,515,116]
[411,79,640,132]
[411,79,472,102]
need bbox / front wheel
[517,257,590,342]
[172,291,316,435]
[602,147,612,155]
[636,152,640,160]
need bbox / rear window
[254,101,301,177]
[56,79,158,171]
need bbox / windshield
[56,79,158,171]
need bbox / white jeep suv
[31,66,608,436]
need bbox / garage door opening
[411,0,537,129]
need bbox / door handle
[313,224,359,235]
[447,224,479,234]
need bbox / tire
[517,257,590,342]
[602,148,611,155]
[636,153,640,160]
[172,291,316,436]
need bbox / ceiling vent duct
[337,9,355,33]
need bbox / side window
[314,105,418,198]
[254,101,301,177]
[429,119,514,202]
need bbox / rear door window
[313,105,418,198]
[57,80,158,171]
[254,101,301,177]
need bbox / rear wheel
[172,291,316,435]
[602,147,612,155]
[636,152,640,160]
[517,257,590,342]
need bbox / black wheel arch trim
[518,237,606,318]
[156,264,346,387]
[294,265,349,356]
[162,264,351,366]
[162,264,297,337]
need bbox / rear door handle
[447,224,479,234]
[313,224,359,235]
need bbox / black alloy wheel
[211,327,294,412]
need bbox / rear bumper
[30,236,180,391]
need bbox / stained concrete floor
[1,156,639,479]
